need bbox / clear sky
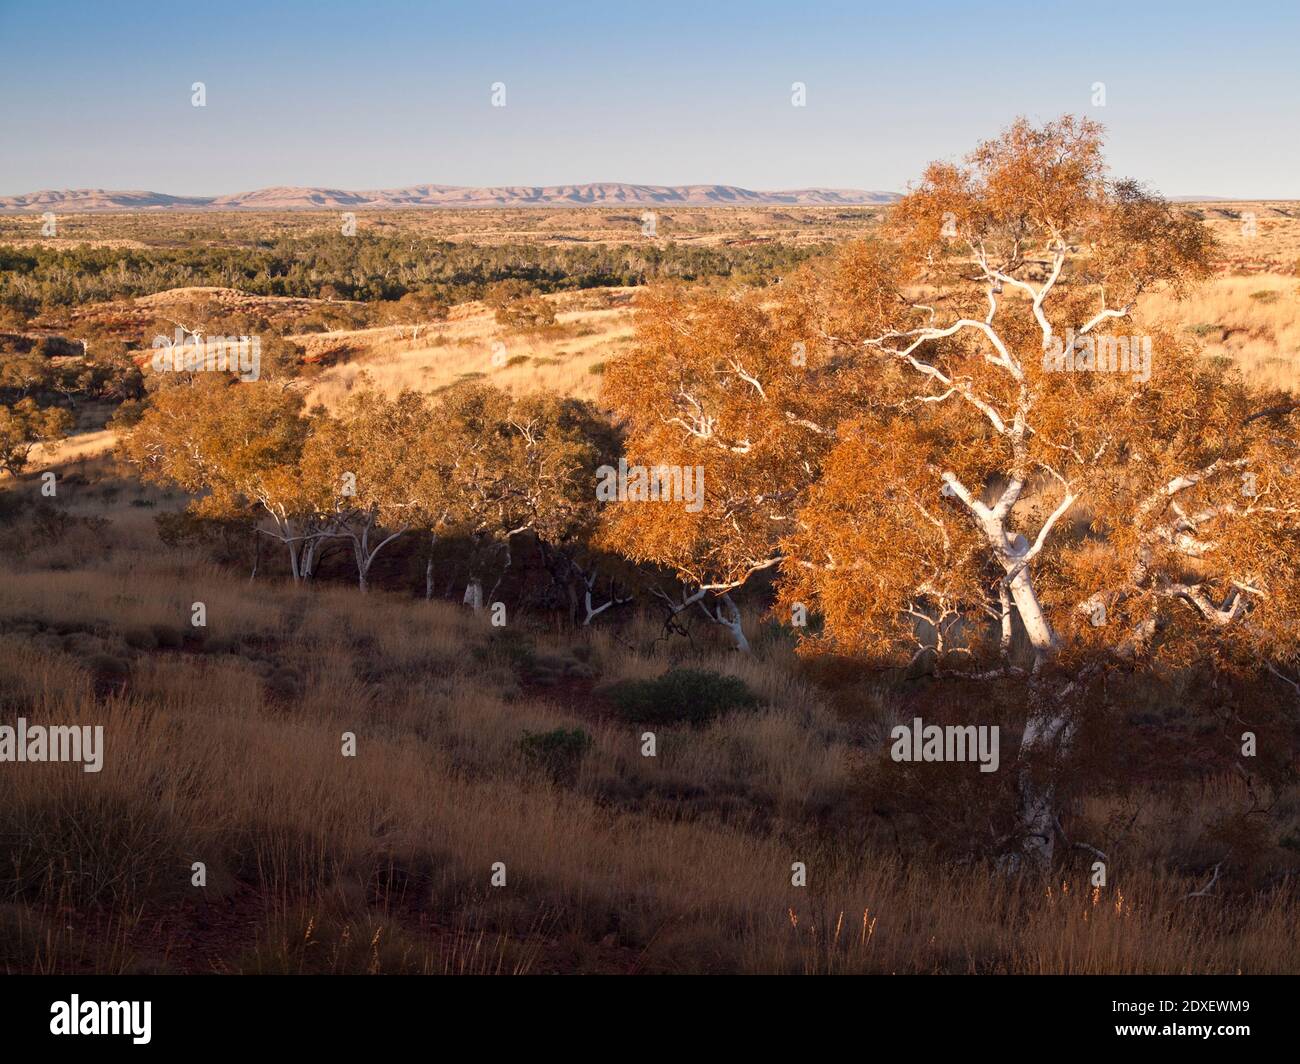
[2,0,1297,198]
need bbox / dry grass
[1140,273,1300,391]
[301,293,634,408]
[1187,201,1300,273]
[1,460,1297,974]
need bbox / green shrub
[604,668,759,726]
[0,789,184,908]
[264,667,303,704]
[471,629,536,671]
[494,298,557,329]
[121,624,157,650]
[150,623,185,650]
[519,727,593,781]
[84,654,130,698]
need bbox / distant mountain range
[0,183,900,212]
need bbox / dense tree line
[0,233,828,313]
[119,378,624,619]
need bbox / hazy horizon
[2,0,1298,200]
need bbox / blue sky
[1,0,1297,197]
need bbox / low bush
[519,727,593,781]
[604,668,759,726]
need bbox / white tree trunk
[347,519,404,593]
[975,524,1068,871]
[977,524,1057,661]
[582,588,605,626]
[717,594,751,653]
[579,568,631,626]
[1008,563,1056,656]
[301,536,320,581]
[1008,702,1074,871]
